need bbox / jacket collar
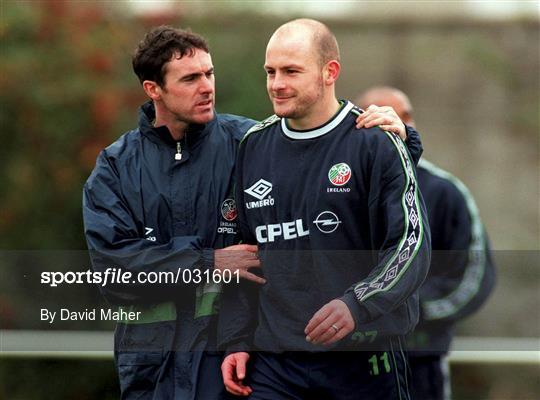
[138,101,215,147]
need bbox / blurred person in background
[220,19,431,400]
[82,26,415,400]
[357,86,496,400]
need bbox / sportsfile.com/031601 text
[40,268,240,287]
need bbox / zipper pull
[175,142,182,160]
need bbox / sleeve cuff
[404,124,414,143]
[225,341,250,356]
[200,248,215,271]
[403,124,423,166]
[340,292,371,328]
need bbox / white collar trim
[281,101,355,140]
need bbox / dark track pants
[246,350,411,400]
[408,355,451,400]
[117,351,232,400]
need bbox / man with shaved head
[358,87,496,400]
[220,20,431,399]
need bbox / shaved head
[264,19,342,129]
[270,18,339,66]
[356,86,415,126]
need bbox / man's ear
[324,60,340,84]
[142,80,162,101]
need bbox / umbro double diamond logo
[244,178,275,209]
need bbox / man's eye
[266,70,275,76]
[287,70,298,74]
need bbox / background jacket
[407,159,496,354]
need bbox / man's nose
[271,72,286,92]
[199,76,214,94]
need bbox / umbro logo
[244,178,275,209]
[245,178,273,200]
[144,227,157,242]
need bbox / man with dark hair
[221,19,431,399]
[83,25,422,399]
[83,26,263,400]
[357,86,496,400]
[132,28,210,87]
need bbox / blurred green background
[0,1,538,399]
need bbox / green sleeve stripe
[419,159,487,320]
[360,133,414,285]
[194,282,223,318]
[117,282,224,323]
[118,301,176,325]
[353,131,425,302]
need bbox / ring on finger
[331,324,340,333]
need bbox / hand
[304,299,355,346]
[214,244,265,284]
[355,104,407,140]
[221,352,252,396]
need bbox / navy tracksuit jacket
[83,101,255,399]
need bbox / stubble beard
[274,77,325,121]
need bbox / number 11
[368,352,391,376]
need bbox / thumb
[236,356,246,379]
